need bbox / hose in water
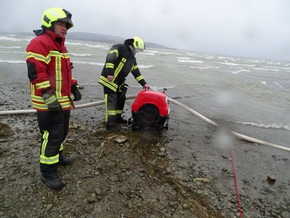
[0,94,289,152]
[168,97,290,152]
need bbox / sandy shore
[0,83,290,217]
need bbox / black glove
[71,84,82,101]
[42,89,61,111]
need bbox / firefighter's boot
[41,174,64,190]
[106,124,119,131]
[116,115,127,124]
[40,164,64,190]
[59,154,74,166]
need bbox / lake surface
[0,32,289,148]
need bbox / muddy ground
[0,84,290,218]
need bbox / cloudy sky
[1,0,290,61]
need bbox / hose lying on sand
[0,94,289,152]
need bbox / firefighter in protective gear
[98,36,150,130]
[26,8,81,190]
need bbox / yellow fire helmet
[41,8,73,30]
[133,36,146,51]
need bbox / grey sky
[1,0,290,61]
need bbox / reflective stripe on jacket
[26,29,77,111]
[98,43,146,92]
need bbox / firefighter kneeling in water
[98,37,150,131]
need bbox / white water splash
[273,82,283,88]
[70,53,92,57]
[238,121,290,131]
[0,59,25,64]
[232,69,251,74]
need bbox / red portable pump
[129,89,170,130]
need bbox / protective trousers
[104,84,127,128]
[37,110,70,177]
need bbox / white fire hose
[0,94,289,152]
[168,97,290,152]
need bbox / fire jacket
[26,29,77,111]
[98,43,146,92]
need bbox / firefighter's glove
[42,90,61,111]
[71,83,82,101]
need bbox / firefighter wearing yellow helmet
[133,36,146,52]
[98,36,150,131]
[26,8,81,190]
[41,8,73,30]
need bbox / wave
[260,81,284,89]
[0,46,21,49]
[0,36,23,42]
[73,61,104,66]
[219,61,238,66]
[269,66,290,71]
[0,51,25,54]
[70,53,92,57]
[0,59,25,64]
[141,52,155,56]
[56,83,175,91]
[149,49,182,56]
[232,69,251,74]
[176,57,203,64]
[66,41,109,49]
[138,65,154,69]
[189,66,219,70]
[260,81,267,85]
[0,59,153,69]
[235,121,290,131]
[72,61,153,69]
[253,67,280,72]
[129,85,176,90]
[273,82,283,88]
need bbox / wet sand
[0,84,290,217]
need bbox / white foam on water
[189,66,219,70]
[70,53,92,57]
[138,65,154,69]
[0,51,25,54]
[232,69,251,74]
[0,59,25,64]
[0,36,23,42]
[150,49,182,56]
[66,41,109,50]
[237,121,290,131]
[176,57,203,64]
[0,46,21,49]
[219,62,238,66]
[273,82,283,88]
[141,52,155,56]
[253,67,279,72]
[72,61,104,66]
